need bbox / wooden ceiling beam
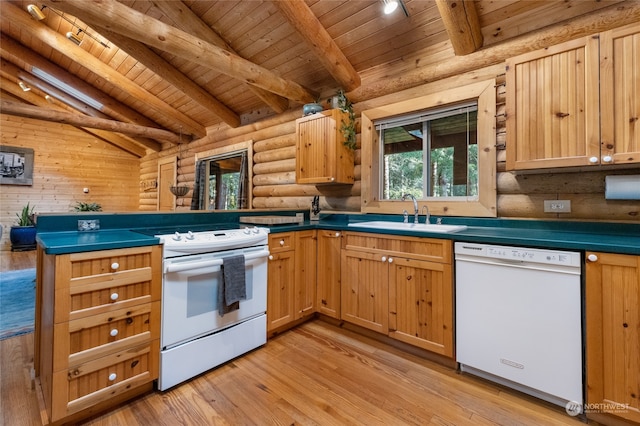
[0,58,162,152]
[151,0,289,114]
[0,78,148,157]
[435,0,483,55]
[272,0,361,92]
[1,2,205,139]
[0,99,184,144]
[96,28,241,128]
[41,0,316,105]
[0,33,165,133]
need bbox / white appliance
[455,242,583,408]
[157,227,270,391]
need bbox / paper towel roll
[605,175,640,200]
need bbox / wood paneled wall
[0,115,140,251]
[142,59,638,223]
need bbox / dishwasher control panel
[455,242,581,267]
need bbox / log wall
[0,115,140,251]
[140,60,639,223]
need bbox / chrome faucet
[401,193,419,224]
[402,209,409,223]
[422,205,430,224]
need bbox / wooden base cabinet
[585,251,640,424]
[37,245,162,424]
[316,230,343,318]
[267,231,317,333]
[341,232,454,357]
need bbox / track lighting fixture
[41,5,110,48]
[27,4,46,20]
[18,81,31,92]
[381,0,409,17]
[382,0,398,15]
[66,30,83,46]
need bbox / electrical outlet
[78,219,100,231]
[544,200,571,213]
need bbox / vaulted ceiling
[0,0,636,157]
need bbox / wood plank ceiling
[0,0,632,157]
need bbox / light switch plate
[544,200,571,213]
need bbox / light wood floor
[1,250,590,425]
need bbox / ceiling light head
[27,4,46,20]
[383,0,399,15]
[66,31,82,45]
[18,81,31,92]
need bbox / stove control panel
[157,227,270,257]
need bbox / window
[378,103,478,200]
[360,79,496,217]
[193,141,253,210]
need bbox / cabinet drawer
[342,231,452,263]
[51,340,159,421]
[53,302,160,371]
[269,233,294,253]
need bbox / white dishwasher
[455,242,583,408]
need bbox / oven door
[161,245,268,349]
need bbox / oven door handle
[164,250,269,274]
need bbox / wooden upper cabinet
[506,36,601,170]
[600,23,640,165]
[296,109,355,184]
[506,23,640,171]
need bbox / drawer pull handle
[111,262,120,270]
[589,156,599,164]
[268,255,274,260]
[335,232,341,237]
[110,329,118,337]
[388,257,394,263]
[279,239,285,246]
[110,293,119,301]
[108,373,117,382]
[587,254,598,262]
[381,256,387,262]
[601,155,613,163]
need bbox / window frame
[195,140,253,210]
[360,79,496,217]
[377,102,479,200]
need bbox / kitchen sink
[347,221,467,234]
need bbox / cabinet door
[294,230,317,319]
[341,249,389,334]
[267,249,295,332]
[296,109,354,184]
[506,36,600,170]
[585,252,640,424]
[317,230,342,318]
[600,23,640,165]
[389,257,453,357]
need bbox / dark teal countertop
[37,230,160,254]
[36,211,640,255]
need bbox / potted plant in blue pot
[10,202,37,251]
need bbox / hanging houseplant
[10,202,37,251]
[336,89,357,150]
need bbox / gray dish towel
[218,255,246,316]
